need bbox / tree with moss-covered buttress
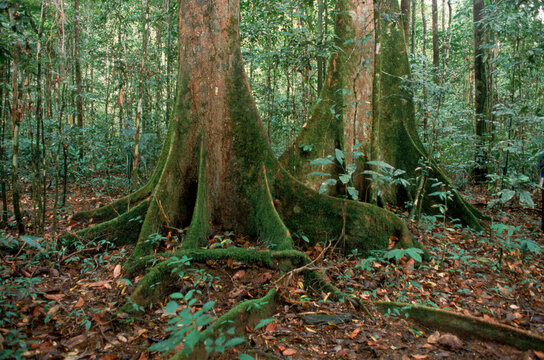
[280,0,485,229]
[62,0,423,356]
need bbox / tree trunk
[473,0,489,182]
[281,0,484,229]
[317,0,324,93]
[432,0,439,80]
[11,40,25,234]
[281,0,375,194]
[66,0,422,327]
[75,0,84,128]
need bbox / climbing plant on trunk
[63,0,422,355]
[280,0,484,229]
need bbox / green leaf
[224,337,246,347]
[366,160,394,170]
[310,157,334,166]
[323,178,337,186]
[170,292,184,299]
[339,174,351,184]
[405,248,423,263]
[347,187,359,200]
[518,190,534,208]
[335,148,345,165]
[499,189,515,203]
[20,235,43,250]
[165,300,178,315]
[346,163,357,175]
[307,171,331,177]
[238,354,254,360]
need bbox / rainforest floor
[1,178,544,360]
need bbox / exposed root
[376,301,544,351]
[61,200,148,248]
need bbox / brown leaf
[412,355,428,359]
[282,348,297,356]
[74,297,85,308]
[437,334,463,349]
[113,264,122,278]
[534,350,544,360]
[82,280,112,289]
[43,293,65,301]
[347,327,361,339]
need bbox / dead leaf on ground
[43,293,66,301]
[282,348,297,356]
[74,297,85,308]
[113,264,121,278]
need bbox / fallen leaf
[347,327,361,339]
[44,293,66,301]
[113,264,121,278]
[74,297,85,308]
[282,348,297,356]
[412,355,428,359]
[82,280,112,289]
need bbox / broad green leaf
[310,157,334,166]
[346,163,357,175]
[335,148,345,165]
[518,190,534,208]
[20,235,43,250]
[165,300,178,315]
[224,337,246,347]
[339,174,351,184]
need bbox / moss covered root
[376,301,544,351]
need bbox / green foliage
[308,147,363,200]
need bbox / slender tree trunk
[420,0,428,130]
[473,0,489,182]
[0,64,8,227]
[432,0,439,81]
[317,0,324,93]
[75,0,84,128]
[11,41,25,234]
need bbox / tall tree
[281,0,483,229]
[432,0,439,80]
[473,0,489,182]
[65,0,422,334]
[74,0,83,127]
